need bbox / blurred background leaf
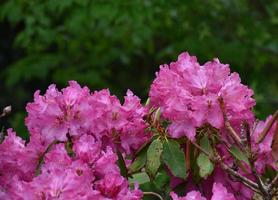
[0,0,277,139]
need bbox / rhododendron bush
[0,52,277,200]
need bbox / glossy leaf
[129,172,150,185]
[153,169,171,189]
[146,139,163,179]
[200,134,213,154]
[162,140,187,179]
[197,134,214,178]
[128,145,148,174]
[229,146,250,164]
[197,153,214,178]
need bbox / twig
[191,140,260,193]
[247,151,268,196]
[243,121,269,196]
[143,192,163,200]
[218,97,243,147]
[219,160,261,194]
[269,173,278,190]
[191,141,210,157]
[257,109,278,144]
[243,121,252,152]
[251,119,259,136]
[250,163,268,196]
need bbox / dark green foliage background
[0,0,277,139]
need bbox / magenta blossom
[26,81,91,143]
[170,190,207,200]
[89,89,150,154]
[149,52,255,140]
[211,182,236,200]
[251,116,277,173]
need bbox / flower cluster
[1,133,142,199]
[0,81,148,199]
[149,52,277,200]
[25,81,149,154]
[0,52,277,200]
[149,52,255,140]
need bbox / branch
[251,119,259,136]
[243,121,252,152]
[191,140,210,157]
[257,109,278,144]
[218,97,243,147]
[218,161,261,194]
[243,122,269,196]
[191,141,260,193]
[269,173,278,190]
[249,160,268,196]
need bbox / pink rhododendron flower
[94,146,120,178]
[1,81,146,199]
[212,166,254,200]
[26,81,149,154]
[149,52,255,140]
[211,182,236,200]
[29,165,93,199]
[73,134,101,164]
[26,81,91,143]
[95,174,131,198]
[3,147,94,199]
[89,89,150,154]
[0,129,37,185]
[0,133,142,199]
[170,191,207,200]
[170,182,236,200]
[251,116,277,173]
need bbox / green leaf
[153,170,170,189]
[229,146,250,164]
[197,134,214,178]
[191,144,202,183]
[162,140,187,179]
[116,149,128,178]
[197,153,214,178]
[129,172,150,185]
[128,146,148,174]
[146,139,163,179]
[200,134,213,154]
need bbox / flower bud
[1,105,12,117]
[3,105,12,115]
